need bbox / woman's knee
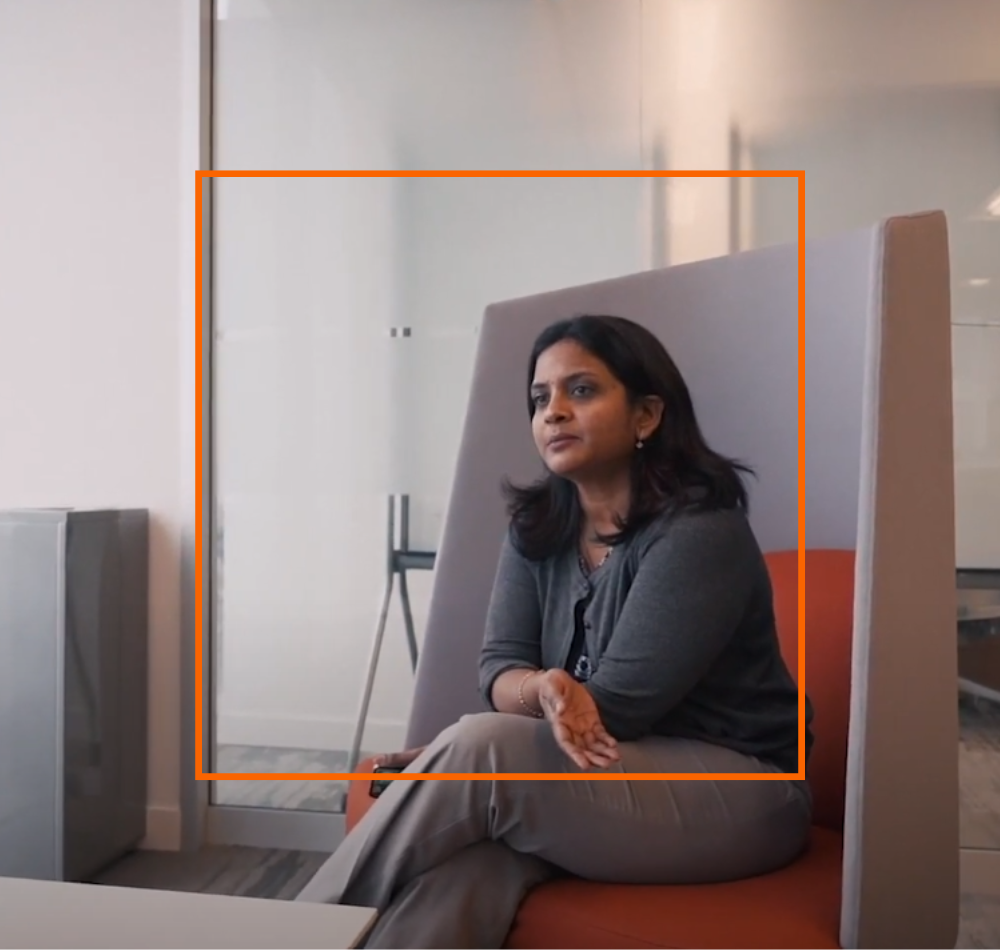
[432,712,540,769]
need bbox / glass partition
[211,0,647,812]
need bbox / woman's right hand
[537,669,620,771]
[373,747,427,770]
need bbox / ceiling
[215,0,1000,167]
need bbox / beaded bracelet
[517,669,545,718]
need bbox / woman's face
[530,339,657,482]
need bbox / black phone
[369,764,404,799]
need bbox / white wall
[0,0,193,847]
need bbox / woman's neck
[576,479,630,539]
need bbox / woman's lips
[547,435,579,451]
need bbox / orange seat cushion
[764,549,853,830]
[504,827,842,950]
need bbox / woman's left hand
[537,669,620,770]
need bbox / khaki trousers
[295,712,812,949]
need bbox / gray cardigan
[478,506,812,774]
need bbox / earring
[636,438,644,449]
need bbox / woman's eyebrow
[530,371,598,393]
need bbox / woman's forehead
[533,341,609,381]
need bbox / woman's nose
[544,397,570,422]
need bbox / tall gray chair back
[405,212,958,950]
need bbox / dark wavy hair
[501,315,754,561]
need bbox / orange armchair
[345,210,960,947]
[346,549,852,949]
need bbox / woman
[296,314,814,948]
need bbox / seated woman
[296,314,813,948]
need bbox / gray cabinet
[0,508,149,881]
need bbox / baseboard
[207,806,345,852]
[217,711,407,754]
[141,805,183,851]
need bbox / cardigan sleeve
[585,509,757,741]
[477,528,544,709]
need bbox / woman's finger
[594,724,617,746]
[587,746,620,766]
[575,723,620,764]
[584,750,618,768]
[587,735,619,756]
[571,733,598,766]
[560,737,590,770]
[552,723,590,770]
[551,720,574,747]
[577,723,604,749]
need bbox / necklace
[579,545,611,576]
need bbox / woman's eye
[532,393,548,407]
[572,385,593,396]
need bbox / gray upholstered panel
[841,211,959,949]
[407,226,873,745]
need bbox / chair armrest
[345,756,381,833]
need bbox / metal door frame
[181,0,344,852]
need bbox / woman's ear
[637,395,664,439]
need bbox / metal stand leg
[398,570,419,673]
[397,495,420,674]
[346,498,396,773]
[346,494,435,772]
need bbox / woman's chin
[544,454,586,480]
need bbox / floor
[91,843,1000,947]
[92,844,328,901]
[960,695,1000,850]
[213,745,351,812]
[961,888,1000,950]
